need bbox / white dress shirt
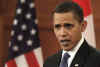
[61,35,84,67]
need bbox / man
[43,1,100,67]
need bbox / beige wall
[0,0,100,67]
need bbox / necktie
[59,53,70,67]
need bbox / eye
[64,23,74,29]
[54,24,61,29]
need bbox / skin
[53,12,87,51]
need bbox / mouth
[60,39,71,46]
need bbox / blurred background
[0,0,100,67]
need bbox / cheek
[54,30,59,37]
[71,29,81,40]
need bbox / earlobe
[81,20,87,32]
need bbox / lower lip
[60,41,70,46]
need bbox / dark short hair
[52,1,84,22]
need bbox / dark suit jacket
[43,40,100,67]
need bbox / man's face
[53,12,87,51]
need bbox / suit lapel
[70,40,90,67]
[55,51,62,67]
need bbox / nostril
[61,35,66,37]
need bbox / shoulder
[83,40,100,58]
[86,45,100,66]
[79,42,100,66]
[43,51,62,67]
[44,51,61,63]
[88,45,100,58]
[44,53,58,62]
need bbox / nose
[60,27,67,37]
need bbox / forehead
[53,12,77,24]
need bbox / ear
[81,20,87,32]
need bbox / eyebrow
[64,23,73,25]
[64,23,74,27]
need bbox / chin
[64,48,72,51]
[62,46,74,51]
